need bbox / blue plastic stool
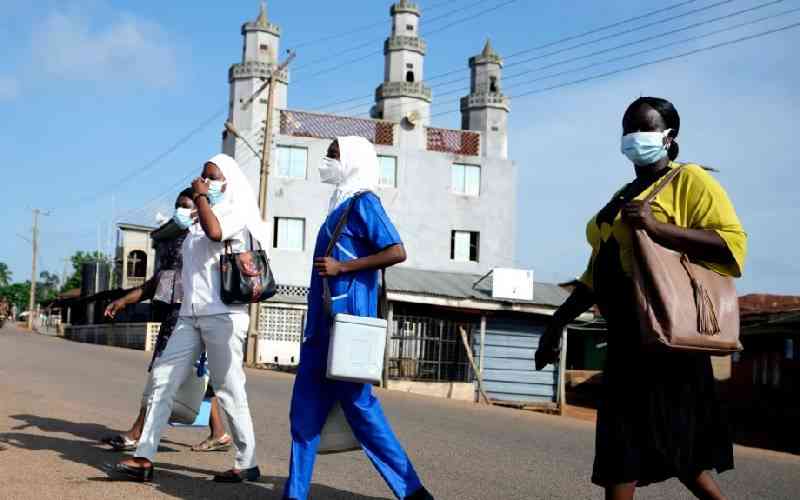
[170,398,212,428]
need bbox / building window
[406,71,415,83]
[260,43,269,52]
[489,76,499,93]
[451,163,481,196]
[406,63,414,69]
[451,231,480,262]
[273,218,305,251]
[126,250,147,278]
[277,145,308,179]
[406,24,414,31]
[378,155,397,187]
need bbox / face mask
[318,157,344,185]
[620,129,672,166]
[173,207,193,230]
[207,180,226,205]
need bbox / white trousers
[134,313,257,469]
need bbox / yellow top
[579,163,747,290]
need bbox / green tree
[0,282,31,312]
[62,251,111,292]
[0,262,11,287]
[38,271,60,302]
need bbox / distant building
[208,3,586,409]
[114,223,156,290]
[222,1,515,287]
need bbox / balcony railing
[426,127,480,156]
[280,110,395,146]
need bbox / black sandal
[213,466,260,483]
[114,461,154,482]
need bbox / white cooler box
[326,313,387,384]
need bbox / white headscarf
[326,136,379,213]
[206,153,271,248]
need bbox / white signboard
[491,268,534,301]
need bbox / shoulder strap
[324,191,367,257]
[643,164,685,204]
[379,269,388,319]
[322,192,368,318]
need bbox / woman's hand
[191,177,209,196]
[622,200,658,232]
[104,299,127,319]
[534,321,562,371]
[314,257,343,277]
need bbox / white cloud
[32,8,178,88]
[0,76,19,100]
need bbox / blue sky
[1,0,798,294]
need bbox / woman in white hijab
[284,137,434,500]
[115,154,265,483]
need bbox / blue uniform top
[304,192,402,340]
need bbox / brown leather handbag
[631,166,742,355]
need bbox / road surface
[1,324,798,499]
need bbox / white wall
[234,128,516,287]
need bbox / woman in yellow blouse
[536,97,746,500]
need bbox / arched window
[489,76,499,93]
[127,250,147,278]
[406,71,415,83]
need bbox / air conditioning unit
[491,268,534,301]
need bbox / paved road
[1,324,798,500]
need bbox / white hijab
[326,136,379,213]
[206,153,271,248]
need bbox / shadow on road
[8,414,182,451]
[1,415,391,499]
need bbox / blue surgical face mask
[173,207,193,230]
[207,180,226,205]
[621,129,672,166]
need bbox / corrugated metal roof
[385,267,568,308]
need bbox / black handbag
[219,235,277,304]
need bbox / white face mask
[318,157,344,185]
[621,128,672,166]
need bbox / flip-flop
[103,434,138,452]
[191,434,233,452]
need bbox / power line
[405,6,800,121]
[292,0,488,71]
[339,0,790,119]
[427,20,800,119]
[295,0,519,81]
[113,127,265,224]
[307,0,711,112]
[65,107,226,210]
[288,0,457,50]
[358,5,798,123]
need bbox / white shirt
[180,200,249,317]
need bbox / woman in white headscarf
[283,137,434,500]
[115,154,265,483]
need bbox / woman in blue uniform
[283,137,433,500]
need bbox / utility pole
[240,51,295,365]
[27,209,49,330]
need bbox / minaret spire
[256,2,268,27]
